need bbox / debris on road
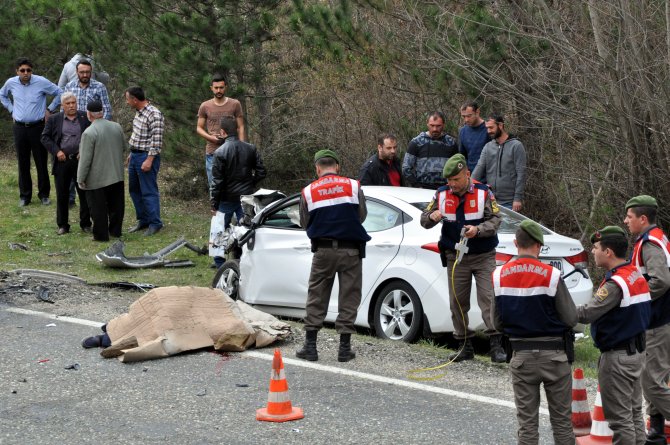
[95,238,206,269]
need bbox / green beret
[314,149,340,164]
[519,220,544,245]
[625,195,658,210]
[590,225,627,244]
[442,154,467,178]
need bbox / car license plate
[542,259,564,274]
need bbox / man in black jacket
[358,133,405,186]
[210,116,266,268]
[41,92,91,235]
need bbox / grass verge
[0,154,214,287]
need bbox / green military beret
[625,194,658,210]
[519,220,544,245]
[314,149,340,164]
[590,225,627,244]
[442,154,467,178]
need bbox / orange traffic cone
[256,348,304,422]
[571,368,592,437]
[576,385,613,444]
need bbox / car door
[325,198,404,318]
[239,197,313,308]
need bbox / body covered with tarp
[102,286,290,362]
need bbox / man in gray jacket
[472,113,527,212]
[77,100,126,242]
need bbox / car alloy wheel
[211,259,240,300]
[373,280,423,342]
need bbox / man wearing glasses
[0,57,62,207]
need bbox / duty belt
[511,340,564,351]
[313,239,360,249]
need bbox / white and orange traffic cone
[571,368,592,437]
[576,385,613,444]
[256,348,304,422]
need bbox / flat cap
[590,225,627,244]
[442,153,467,178]
[625,195,658,210]
[519,220,544,245]
[86,100,103,112]
[314,149,340,164]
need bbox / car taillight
[495,252,514,266]
[421,243,441,253]
[566,251,589,268]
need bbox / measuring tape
[408,231,470,381]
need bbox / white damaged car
[213,186,592,342]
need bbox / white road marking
[6,307,104,328]
[5,307,548,415]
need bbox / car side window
[261,202,301,229]
[363,200,401,233]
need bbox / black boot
[338,333,356,362]
[489,335,507,363]
[296,330,318,361]
[645,414,667,445]
[448,339,475,362]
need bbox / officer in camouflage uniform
[577,226,651,445]
[491,220,577,445]
[624,195,670,445]
[420,153,505,362]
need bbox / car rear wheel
[373,281,423,342]
[212,259,240,300]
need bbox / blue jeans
[128,152,162,229]
[205,153,214,187]
[214,200,243,268]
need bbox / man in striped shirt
[125,86,164,236]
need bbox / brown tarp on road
[102,286,291,363]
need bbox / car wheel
[212,259,240,300]
[373,281,423,342]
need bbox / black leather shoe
[128,223,148,233]
[19,199,29,207]
[144,226,161,236]
[81,335,103,348]
[41,197,51,205]
[81,226,92,234]
[57,227,69,235]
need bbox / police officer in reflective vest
[420,153,505,362]
[491,220,577,445]
[624,195,670,445]
[296,149,371,362]
[577,226,651,445]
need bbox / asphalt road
[0,304,572,445]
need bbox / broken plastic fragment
[36,286,55,304]
[64,363,80,371]
[45,323,56,327]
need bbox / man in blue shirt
[458,101,490,172]
[0,57,62,206]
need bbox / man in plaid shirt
[64,60,112,120]
[125,86,164,236]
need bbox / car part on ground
[96,238,206,269]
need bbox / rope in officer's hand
[407,229,470,381]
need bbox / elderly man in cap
[421,153,505,362]
[77,100,126,242]
[491,220,577,445]
[624,195,670,445]
[296,149,371,362]
[577,226,651,445]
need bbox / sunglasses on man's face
[18,68,32,73]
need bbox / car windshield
[410,202,551,235]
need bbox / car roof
[361,186,435,205]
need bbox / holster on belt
[438,245,448,268]
[635,331,646,354]
[502,335,512,363]
[564,329,575,364]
